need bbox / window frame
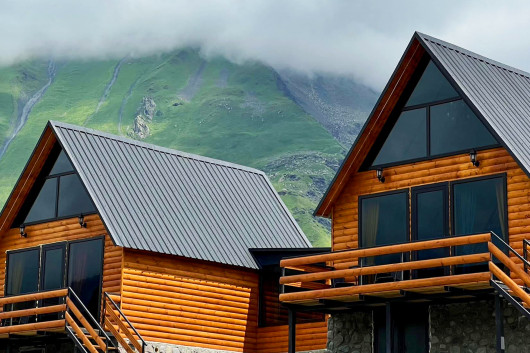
[362,55,501,171]
[370,98,500,170]
[358,188,411,250]
[67,236,106,321]
[4,246,41,297]
[14,145,97,227]
[450,173,508,239]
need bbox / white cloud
[1,0,530,89]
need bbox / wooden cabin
[279,32,530,352]
[0,121,328,353]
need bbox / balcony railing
[279,233,512,306]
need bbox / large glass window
[16,148,96,226]
[68,238,104,319]
[368,59,498,168]
[360,191,408,267]
[373,109,427,166]
[430,100,497,155]
[405,61,458,107]
[6,249,40,296]
[452,176,507,265]
[5,248,40,325]
[412,184,449,278]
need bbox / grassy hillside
[0,50,375,246]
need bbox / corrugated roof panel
[418,33,530,175]
[51,121,310,268]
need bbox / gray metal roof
[417,32,530,175]
[316,32,530,216]
[49,121,310,269]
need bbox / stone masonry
[326,299,530,353]
[326,312,372,353]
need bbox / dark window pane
[68,238,104,319]
[373,108,427,166]
[413,188,448,278]
[58,174,95,218]
[7,249,40,295]
[430,100,497,155]
[406,60,459,107]
[40,246,65,321]
[453,177,506,271]
[6,249,40,325]
[42,247,65,290]
[50,150,74,175]
[24,179,57,223]
[361,192,408,267]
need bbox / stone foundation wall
[326,312,372,353]
[430,299,530,353]
[325,299,530,353]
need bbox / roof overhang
[315,34,426,217]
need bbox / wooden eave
[315,37,426,217]
[0,124,57,233]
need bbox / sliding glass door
[452,175,507,272]
[360,190,408,283]
[68,238,104,320]
[5,248,40,325]
[411,183,449,278]
[4,237,104,322]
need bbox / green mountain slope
[0,50,376,246]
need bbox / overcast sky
[1,0,529,89]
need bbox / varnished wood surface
[0,215,123,304]
[333,148,530,271]
[316,39,426,217]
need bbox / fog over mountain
[2,1,530,90]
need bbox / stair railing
[103,292,146,353]
[488,232,530,320]
[65,287,117,353]
[523,239,530,274]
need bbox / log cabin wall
[121,249,260,352]
[0,214,122,299]
[256,321,327,353]
[121,249,328,353]
[332,147,528,268]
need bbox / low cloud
[1,0,530,89]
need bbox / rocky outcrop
[129,97,156,139]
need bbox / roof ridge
[417,32,530,80]
[49,120,266,176]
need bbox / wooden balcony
[279,233,528,311]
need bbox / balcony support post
[288,307,296,353]
[386,303,392,353]
[495,294,505,353]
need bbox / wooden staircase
[488,235,530,320]
[0,288,146,353]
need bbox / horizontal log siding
[0,214,122,299]
[256,321,327,353]
[121,249,259,352]
[332,148,530,272]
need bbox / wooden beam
[280,272,491,302]
[105,317,136,353]
[66,312,99,353]
[281,253,489,284]
[0,289,67,306]
[66,297,107,352]
[488,242,530,287]
[105,302,142,352]
[280,233,490,268]
[489,262,530,308]
[0,319,65,334]
[0,304,65,320]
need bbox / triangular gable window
[369,59,498,168]
[14,147,96,226]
